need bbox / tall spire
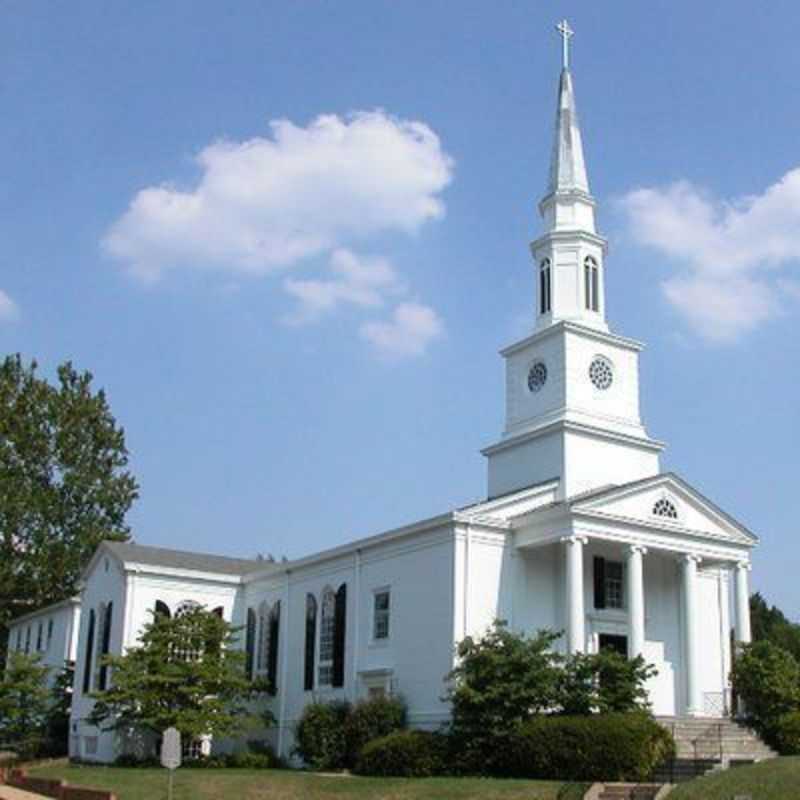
[546,68,590,197]
[546,21,590,198]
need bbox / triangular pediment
[568,473,757,546]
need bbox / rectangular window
[591,265,599,312]
[594,557,624,610]
[36,622,43,651]
[24,626,31,655]
[373,590,390,641]
[84,736,98,756]
[47,619,54,649]
[605,561,624,609]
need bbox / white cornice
[499,320,644,358]
[530,228,608,254]
[481,418,664,457]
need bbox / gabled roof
[8,596,81,627]
[567,472,758,544]
[100,540,270,577]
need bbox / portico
[511,473,756,717]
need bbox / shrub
[731,640,800,731]
[355,730,448,777]
[495,713,675,782]
[226,751,274,769]
[293,700,351,770]
[344,695,407,766]
[771,711,800,755]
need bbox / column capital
[627,544,648,556]
[735,561,752,572]
[561,535,588,546]
[680,553,702,565]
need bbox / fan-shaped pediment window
[653,497,678,520]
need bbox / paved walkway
[0,787,48,799]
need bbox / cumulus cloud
[360,302,444,359]
[283,249,403,324]
[619,168,800,343]
[104,111,453,282]
[0,290,19,322]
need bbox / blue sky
[1,2,799,617]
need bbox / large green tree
[0,355,138,662]
[750,592,800,662]
[0,651,51,757]
[88,606,263,743]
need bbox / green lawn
[28,765,585,800]
[669,756,800,799]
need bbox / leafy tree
[730,639,800,732]
[750,592,800,662]
[0,356,138,662]
[45,663,75,756]
[88,606,263,743]
[444,622,562,767]
[592,650,657,714]
[0,652,51,757]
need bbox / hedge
[771,711,800,755]
[355,730,449,777]
[493,712,675,782]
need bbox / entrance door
[598,633,628,657]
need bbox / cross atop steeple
[556,19,574,69]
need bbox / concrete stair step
[598,783,662,800]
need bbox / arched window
[212,606,224,618]
[304,594,317,692]
[172,600,202,662]
[540,258,552,314]
[175,600,200,617]
[154,600,171,619]
[653,497,678,520]
[256,601,270,676]
[245,608,257,679]
[318,587,336,686]
[584,256,599,312]
[82,609,96,694]
[267,601,281,695]
[332,584,347,688]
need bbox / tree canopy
[0,651,51,757]
[751,592,800,662]
[88,606,263,741]
[0,355,138,660]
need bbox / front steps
[653,716,777,782]
[596,783,664,800]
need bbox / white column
[563,536,588,654]
[734,561,752,644]
[681,554,703,716]
[626,545,647,659]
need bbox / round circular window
[589,356,614,390]
[527,361,548,393]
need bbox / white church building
[10,26,757,764]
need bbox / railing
[703,690,731,717]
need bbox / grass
[28,764,584,800]
[668,756,800,799]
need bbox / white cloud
[619,168,800,342]
[283,249,403,324]
[0,290,19,322]
[104,111,453,282]
[360,302,444,359]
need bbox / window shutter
[267,602,281,695]
[83,610,96,694]
[304,595,317,691]
[99,603,113,690]
[332,583,347,688]
[155,600,171,619]
[594,556,606,610]
[245,608,256,679]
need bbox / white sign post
[160,727,181,800]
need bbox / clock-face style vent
[527,361,548,393]
[589,356,614,390]
[653,497,678,520]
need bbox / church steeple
[532,21,607,332]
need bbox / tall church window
[540,259,552,314]
[257,601,270,676]
[584,257,599,312]
[172,600,202,662]
[267,601,281,695]
[318,587,336,686]
[304,594,317,691]
[24,626,30,655]
[82,610,96,694]
[47,619,54,649]
[94,603,107,688]
[36,622,43,652]
[245,608,256,679]
[373,590,390,641]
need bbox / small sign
[161,727,182,770]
